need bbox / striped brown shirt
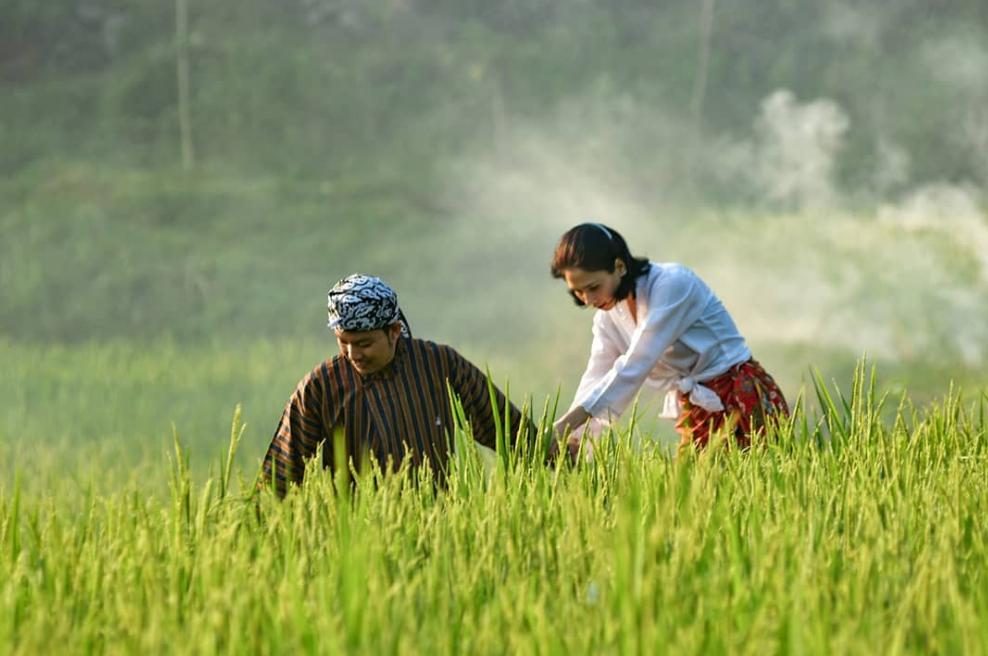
[261,337,526,496]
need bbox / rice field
[4,2,987,652]
[2,349,987,654]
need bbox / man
[260,274,528,496]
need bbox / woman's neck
[627,292,638,323]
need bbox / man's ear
[388,323,403,341]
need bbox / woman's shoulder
[644,262,699,289]
[649,261,693,276]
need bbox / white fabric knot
[677,376,697,394]
[660,377,726,419]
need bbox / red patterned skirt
[675,359,789,450]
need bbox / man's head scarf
[327,274,411,337]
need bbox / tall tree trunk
[688,0,716,190]
[491,64,507,157]
[691,0,716,134]
[176,0,195,170]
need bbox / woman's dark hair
[550,223,650,306]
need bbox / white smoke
[875,183,988,364]
[923,36,988,90]
[446,129,648,235]
[439,88,988,383]
[441,96,689,237]
[922,36,988,189]
[873,138,911,195]
[878,183,988,285]
[720,90,850,209]
[821,2,884,48]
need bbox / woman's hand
[554,405,591,437]
[549,406,592,463]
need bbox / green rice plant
[2,360,988,654]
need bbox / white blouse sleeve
[570,312,622,411]
[577,266,708,418]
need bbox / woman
[550,222,788,457]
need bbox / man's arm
[447,347,529,452]
[260,371,328,497]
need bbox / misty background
[1,0,987,478]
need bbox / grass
[1,336,982,495]
[2,361,987,654]
[2,172,986,651]
[3,5,987,649]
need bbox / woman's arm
[578,266,708,418]
[571,312,622,408]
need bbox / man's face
[335,324,401,375]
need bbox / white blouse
[573,262,751,420]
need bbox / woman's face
[562,260,627,310]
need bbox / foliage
[1,0,986,186]
[2,364,988,653]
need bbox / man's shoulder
[296,355,348,390]
[404,337,467,367]
[408,337,460,358]
[316,353,348,374]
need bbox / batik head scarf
[327,274,411,337]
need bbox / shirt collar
[635,263,655,307]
